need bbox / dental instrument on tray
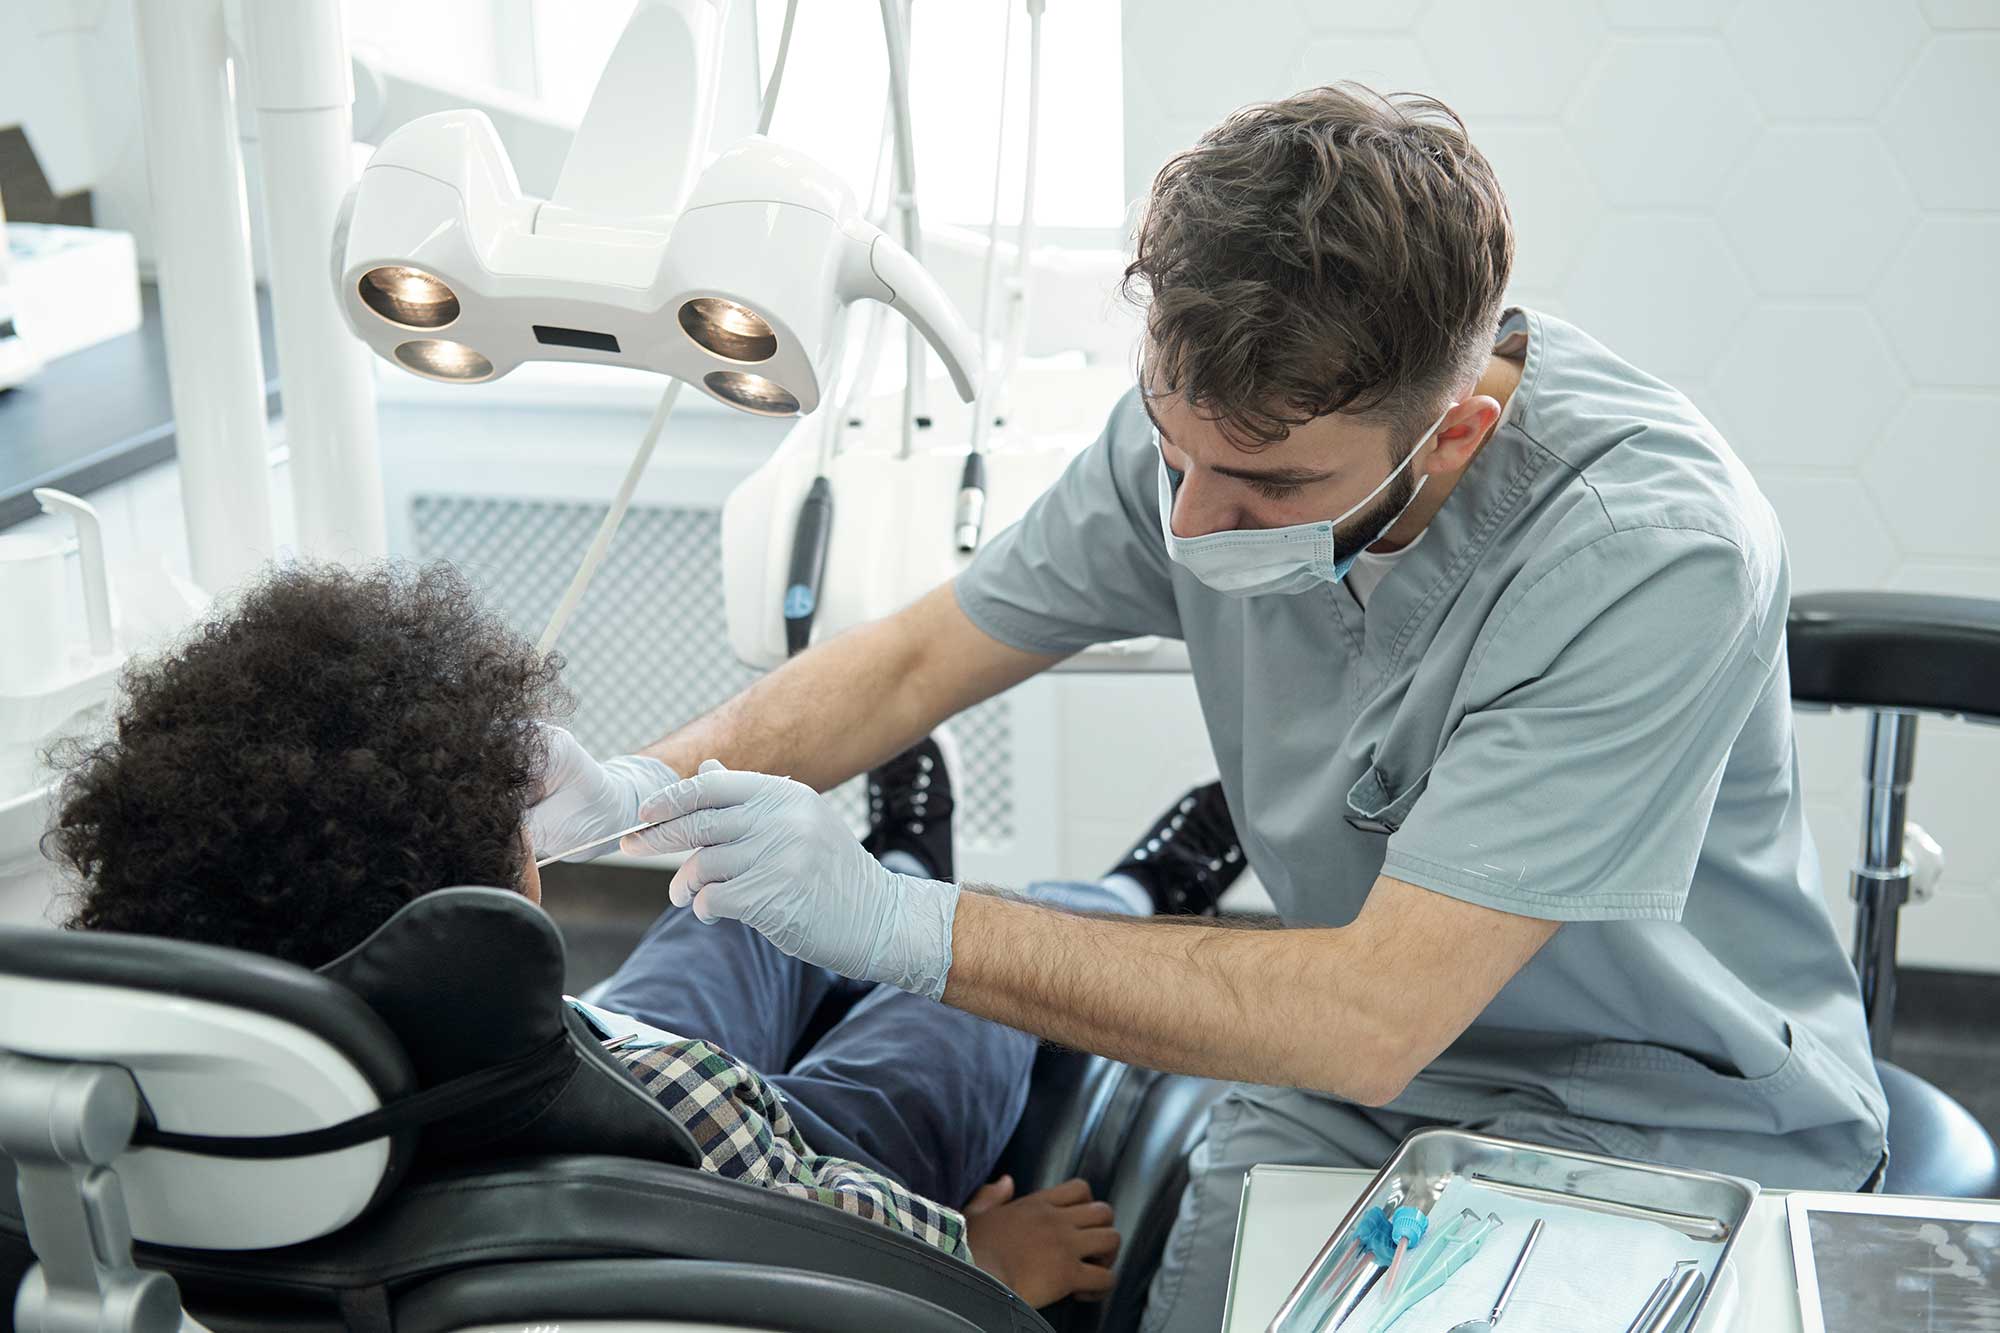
[1446,1216,1544,1333]
[1364,1210,1501,1333]
[1623,1259,1701,1333]
[1266,1204,1396,1332]
[1380,1206,1428,1299]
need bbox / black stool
[1788,591,2000,1197]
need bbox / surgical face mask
[1155,404,1453,598]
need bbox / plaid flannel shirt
[601,1025,971,1261]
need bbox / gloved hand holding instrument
[620,761,962,1000]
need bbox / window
[352,0,1126,231]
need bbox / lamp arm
[841,219,979,405]
[552,0,734,222]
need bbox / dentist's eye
[1247,480,1300,501]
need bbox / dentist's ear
[837,218,982,405]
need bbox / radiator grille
[410,496,1015,848]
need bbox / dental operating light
[333,104,981,418]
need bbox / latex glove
[525,723,679,863]
[624,761,959,1000]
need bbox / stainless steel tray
[1266,1127,1759,1332]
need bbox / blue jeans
[588,877,1141,1210]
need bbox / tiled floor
[544,865,2000,1145]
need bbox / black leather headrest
[321,889,700,1170]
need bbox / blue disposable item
[1368,1211,1503,1333]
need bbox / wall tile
[1864,394,2000,561]
[1758,473,1898,592]
[1475,127,1603,293]
[1725,0,1929,120]
[1721,129,1917,296]
[1602,0,1740,28]
[1563,215,1751,383]
[1567,39,1758,207]
[1289,33,1440,102]
[1920,0,2000,28]
[1709,306,1904,469]
[1415,0,1607,117]
[1887,561,2000,599]
[1881,36,2000,210]
[1872,218,2000,388]
[1294,0,1439,32]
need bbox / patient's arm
[643,581,1060,793]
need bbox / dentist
[533,85,1885,1333]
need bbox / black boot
[1109,781,1245,915]
[860,733,956,882]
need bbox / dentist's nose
[1170,473,1242,540]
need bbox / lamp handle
[841,220,981,405]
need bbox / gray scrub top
[956,308,1887,1190]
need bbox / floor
[542,862,2000,1145]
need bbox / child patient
[44,562,1123,1308]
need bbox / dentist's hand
[526,724,679,863]
[624,762,959,1000]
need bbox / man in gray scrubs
[533,84,1885,1331]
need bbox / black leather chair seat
[998,1046,1227,1333]
[0,1153,1048,1333]
[1879,1061,2000,1198]
[397,1259,984,1333]
[1788,592,2000,721]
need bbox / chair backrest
[0,887,703,1258]
[0,924,415,1250]
[1787,591,2000,722]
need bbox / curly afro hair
[46,561,569,969]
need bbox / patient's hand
[964,1175,1120,1308]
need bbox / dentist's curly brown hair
[46,561,569,968]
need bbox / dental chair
[0,888,1071,1332]
[1787,591,2000,1199]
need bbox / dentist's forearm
[940,879,1558,1106]
[942,891,1414,1104]
[643,582,1059,793]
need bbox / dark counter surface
[0,282,279,529]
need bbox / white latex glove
[623,761,960,1000]
[525,723,679,863]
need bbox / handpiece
[785,475,835,656]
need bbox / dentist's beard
[1330,464,1420,567]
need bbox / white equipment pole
[243,0,386,560]
[131,0,275,592]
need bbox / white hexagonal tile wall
[1563,215,1751,384]
[1873,218,2000,388]
[1415,0,1607,117]
[1882,37,2000,211]
[1757,474,1897,592]
[1289,33,1440,102]
[1720,130,1917,296]
[1793,709,1867,801]
[1725,0,1928,120]
[1293,0,1437,32]
[1567,39,1759,208]
[1708,307,1904,470]
[1888,562,2000,599]
[1602,0,1740,29]
[1864,395,2000,561]
[1123,1,1301,143]
[1921,0,2000,27]
[1474,127,1603,294]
